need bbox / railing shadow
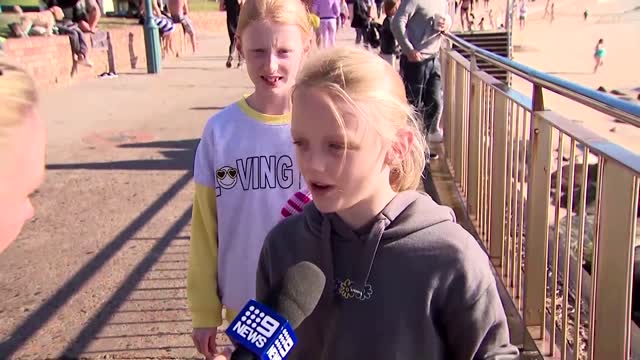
[0,139,200,358]
[0,173,193,358]
[60,207,192,357]
[46,139,199,172]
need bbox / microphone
[226,261,326,360]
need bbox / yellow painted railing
[440,34,640,359]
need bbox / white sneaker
[428,128,444,143]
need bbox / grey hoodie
[391,0,446,57]
[257,191,519,359]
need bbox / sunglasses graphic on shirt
[217,167,237,180]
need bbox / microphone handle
[229,346,258,360]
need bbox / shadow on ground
[46,139,199,172]
[0,139,204,358]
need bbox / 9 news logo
[231,305,281,349]
[266,328,295,360]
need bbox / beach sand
[510,0,640,154]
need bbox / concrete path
[0,32,253,360]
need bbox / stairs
[451,30,511,84]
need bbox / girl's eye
[329,143,345,151]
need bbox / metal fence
[440,33,640,359]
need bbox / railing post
[467,66,482,219]
[523,112,553,341]
[442,50,453,163]
[590,161,638,359]
[446,54,456,161]
[453,63,466,185]
[489,92,509,265]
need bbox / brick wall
[2,12,226,89]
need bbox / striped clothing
[153,16,175,35]
[281,190,313,219]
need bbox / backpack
[366,22,382,49]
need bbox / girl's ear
[302,36,313,57]
[385,128,414,165]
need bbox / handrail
[443,32,640,128]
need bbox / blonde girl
[0,61,46,254]
[186,0,313,358]
[256,47,519,359]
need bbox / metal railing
[440,32,640,359]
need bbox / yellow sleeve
[187,184,223,328]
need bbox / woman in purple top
[312,0,341,47]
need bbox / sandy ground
[510,0,640,154]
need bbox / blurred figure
[593,38,605,73]
[518,0,526,30]
[0,61,46,253]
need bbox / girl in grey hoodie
[257,47,519,360]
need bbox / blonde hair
[0,60,37,140]
[237,0,313,40]
[293,47,427,192]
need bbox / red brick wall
[2,12,226,89]
[4,36,80,88]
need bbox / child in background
[257,47,519,359]
[379,0,399,69]
[478,16,484,30]
[593,38,605,73]
[187,0,313,358]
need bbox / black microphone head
[275,261,326,329]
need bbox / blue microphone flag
[226,299,298,360]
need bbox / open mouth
[261,75,284,87]
[309,182,335,195]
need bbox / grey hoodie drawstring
[350,216,390,298]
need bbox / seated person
[46,0,100,33]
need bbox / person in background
[186,0,313,358]
[0,60,46,254]
[47,0,100,33]
[459,0,471,30]
[339,0,349,28]
[593,38,605,73]
[312,0,340,48]
[379,0,399,69]
[220,0,242,68]
[169,0,198,53]
[518,0,526,30]
[350,0,374,48]
[391,0,451,156]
